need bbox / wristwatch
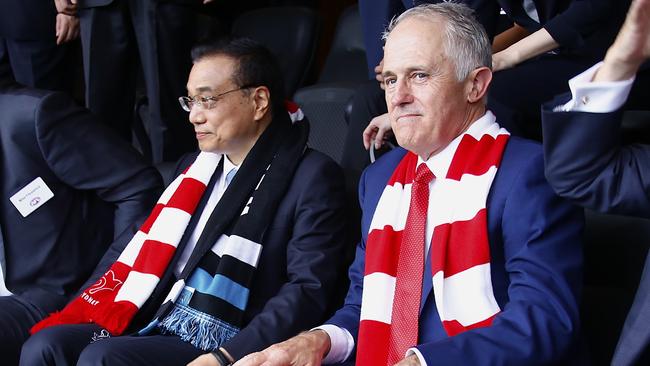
[211,348,233,366]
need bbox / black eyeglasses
[178,86,253,112]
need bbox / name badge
[9,177,54,217]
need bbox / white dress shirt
[558,61,635,113]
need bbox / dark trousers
[79,0,197,162]
[0,296,48,366]
[20,324,204,366]
[0,38,77,94]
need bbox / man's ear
[252,86,271,121]
[466,66,492,103]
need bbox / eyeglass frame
[178,85,255,112]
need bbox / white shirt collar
[223,154,238,176]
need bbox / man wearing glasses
[22,37,347,366]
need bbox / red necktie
[386,163,434,365]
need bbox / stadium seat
[317,4,368,85]
[232,6,319,96]
[293,5,368,165]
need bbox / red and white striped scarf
[356,117,509,365]
[30,152,221,335]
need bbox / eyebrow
[382,65,431,78]
[186,86,214,94]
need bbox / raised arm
[542,0,650,217]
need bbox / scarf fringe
[30,297,91,334]
[159,304,239,351]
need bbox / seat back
[581,209,650,363]
[294,84,357,164]
[318,4,367,84]
[232,6,319,96]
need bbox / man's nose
[188,106,204,125]
[389,80,414,107]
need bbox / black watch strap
[211,349,232,366]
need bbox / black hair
[191,37,286,116]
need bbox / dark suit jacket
[0,88,162,313]
[83,146,348,360]
[542,94,650,217]
[327,138,584,365]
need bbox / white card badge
[9,177,55,217]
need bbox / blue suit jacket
[542,94,650,365]
[84,146,348,361]
[327,137,584,365]
[0,88,162,313]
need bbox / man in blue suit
[237,3,583,366]
[21,37,347,366]
[542,0,650,364]
[0,69,163,365]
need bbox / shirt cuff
[407,347,428,366]
[557,62,635,113]
[312,324,355,364]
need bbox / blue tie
[225,168,237,187]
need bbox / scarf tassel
[30,297,91,334]
[158,304,239,351]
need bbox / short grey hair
[382,1,492,81]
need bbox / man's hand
[188,353,220,366]
[55,13,79,45]
[233,330,331,366]
[393,354,421,366]
[54,0,76,16]
[363,113,393,150]
[596,0,650,81]
[375,58,385,89]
